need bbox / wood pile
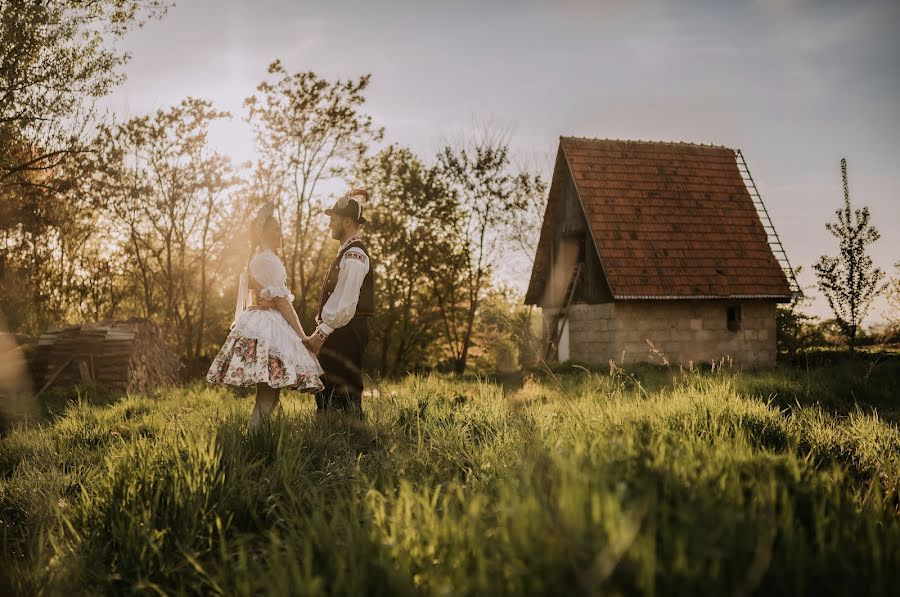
[31,318,179,395]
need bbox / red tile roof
[524,138,793,304]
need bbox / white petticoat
[206,309,324,391]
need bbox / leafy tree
[354,145,459,376]
[881,262,900,343]
[470,288,538,373]
[776,298,819,357]
[0,0,167,188]
[244,61,383,324]
[0,0,167,334]
[0,137,115,332]
[813,319,847,347]
[775,266,819,357]
[434,128,546,373]
[88,98,239,359]
[813,158,886,351]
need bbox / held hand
[303,333,325,356]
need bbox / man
[303,188,374,416]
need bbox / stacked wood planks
[32,318,179,395]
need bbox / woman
[206,202,323,429]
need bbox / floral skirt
[206,309,324,392]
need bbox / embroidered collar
[340,235,362,251]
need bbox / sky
[100,0,900,324]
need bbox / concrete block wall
[567,303,616,359]
[542,304,615,362]
[612,301,776,367]
[544,300,777,367]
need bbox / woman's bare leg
[271,388,281,413]
[250,383,279,430]
[249,385,264,430]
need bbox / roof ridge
[559,136,734,151]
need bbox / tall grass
[1,365,899,595]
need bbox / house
[524,137,799,367]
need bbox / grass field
[1,359,899,596]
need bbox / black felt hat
[325,189,368,224]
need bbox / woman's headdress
[251,201,278,242]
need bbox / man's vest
[318,238,375,320]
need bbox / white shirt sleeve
[315,248,369,336]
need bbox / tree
[881,262,900,343]
[776,300,820,357]
[244,61,384,324]
[354,145,459,376]
[775,266,820,357]
[434,128,546,373]
[505,151,551,277]
[0,137,112,333]
[813,158,886,351]
[0,0,167,188]
[0,0,167,335]
[88,98,239,359]
[192,152,243,362]
[469,288,538,373]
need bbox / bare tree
[507,149,552,267]
[193,153,242,360]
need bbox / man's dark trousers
[315,317,369,415]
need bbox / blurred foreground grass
[1,361,899,595]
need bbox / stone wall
[544,300,777,367]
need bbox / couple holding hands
[206,189,374,428]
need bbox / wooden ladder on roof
[545,262,583,361]
[735,149,803,299]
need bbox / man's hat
[325,188,368,224]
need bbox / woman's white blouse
[251,249,295,302]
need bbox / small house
[525,137,799,367]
